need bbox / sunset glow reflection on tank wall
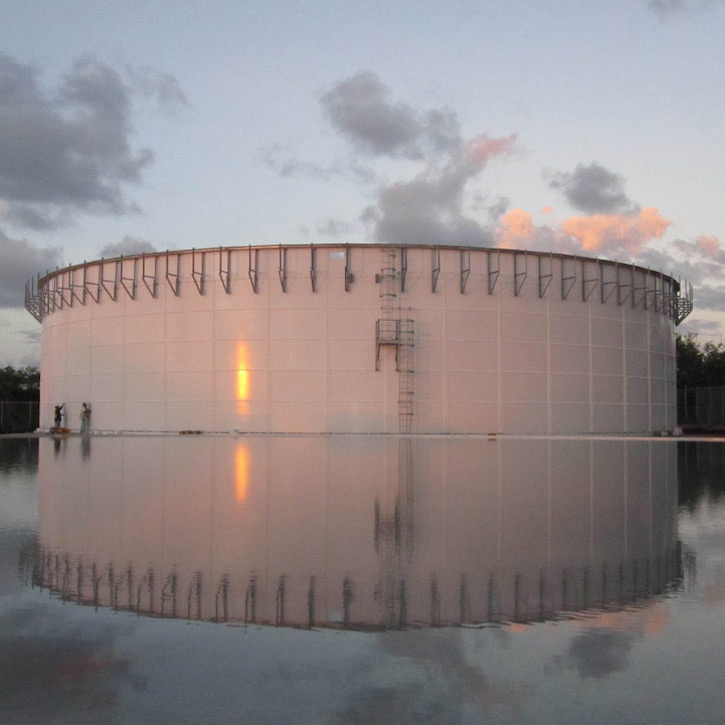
[235,445,249,502]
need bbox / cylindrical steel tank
[26,244,692,434]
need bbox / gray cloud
[689,284,725,312]
[553,630,635,679]
[647,0,688,16]
[265,72,516,247]
[630,238,725,316]
[469,193,510,222]
[675,236,725,266]
[260,145,344,181]
[375,172,493,247]
[17,327,41,346]
[1,204,71,231]
[0,54,181,231]
[424,108,463,156]
[487,196,510,224]
[522,224,584,256]
[261,142,378,185]
[128,65,188,112]
[633,238,725,325]
[321,72,425,158]
[98,236,157,258]
[680,318,723,336]
[548,163,639,215]
[316,219,351,237]
[320,72,469,162]
[0,231,62,307]
[372,134,516,247]
[635,247,719,284]
[333,629,497,723]
[0,608,135,721]
[644,0,716,18]
[320,72,517,247]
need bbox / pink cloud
[696,235,721,259]
[494,206,673,258]
[466,134,517,166]
[495,207,536,248]
[561,207,671,253]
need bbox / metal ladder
[375,248,414,433]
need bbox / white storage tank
[26,244,692,434]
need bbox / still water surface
[0,435,723,723]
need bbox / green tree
[0,365,40,402]
[676,334,725,389]
[676,334,705,389]
[703,341,725,385]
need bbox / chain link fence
[678,386,725,430]
[0,401,40,433]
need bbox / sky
[1,0,724,366]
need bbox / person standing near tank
[79,402,92,433]
[53,404,64,428]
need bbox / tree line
[676,335,725,390]
[0,365,40,402]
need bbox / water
[1,434,723,724]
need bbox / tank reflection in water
[27,435,678,629]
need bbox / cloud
[672,237,725,273]
[373,139,515,247]
[0,230,62,307]
[264,72,517,247]
[0,599,135,720]
[548,162,639,215]
[467,135,517,166]
[636,246,715,283]
[320,72,425,158]
[318,72,518,247]
[0,53,182,231]
[681,317,722,335]
[623,235,725,318]
[644,0,719,19]
[316,219,351,237]
[486,196,510,224]
[561,208,671,254]
[17,327,41,345]
[636,238,725,286]
[260,145,345,180]
[492,207,580,254]
[495,208,536,249]
[696,235,722,259]
[0,204,72,231]
[493,205,672,259]
[646,0,688,17]
[564,630,635,679]
[320,71,487,164]
[425,107,464,156]
[128,65,188,112]
[689,284,725,312]
[98,236,157,258]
